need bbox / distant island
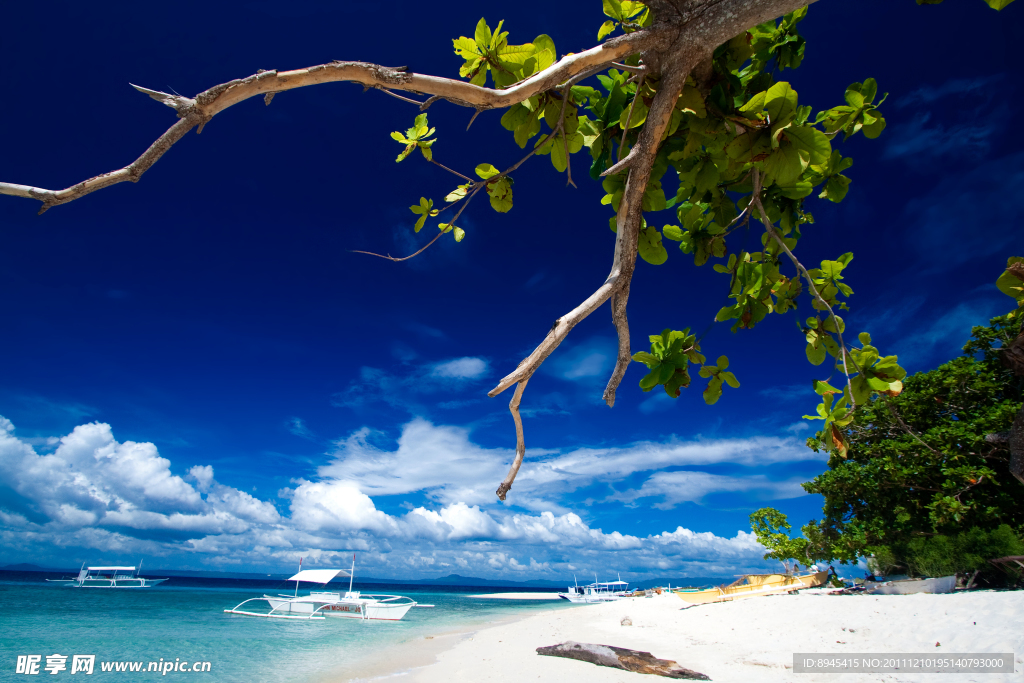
[0,564,726,589]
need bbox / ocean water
[0,572,577,682]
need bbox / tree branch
[496,379,529,501]
[0,30,661,213]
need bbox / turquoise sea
[0,572,577,682]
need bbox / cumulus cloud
[0,415,796,578]
[316,418,820,513]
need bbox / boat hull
[264,597,414,620]
[47,578,168,588]
[556,593,628,603]
[676,571,827,604]
[865,575,956,595]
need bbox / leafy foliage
[800,313,1024,564]
[390,114,436,162]
[453,19,556,88]
[894,526,1024,584]
[749,507,835,566]
[390,2,1014,416]
[597,0,650,40]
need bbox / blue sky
[0,0,1021,580]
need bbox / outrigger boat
[558,574,631,603]
[46,562,167,588]
[675,569,828,604]
[224,558,432,621]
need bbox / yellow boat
[675,570,828,604]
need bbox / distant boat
[558,574,631,603]
[675,570,827,604]
[864,575,956,595]
[224,558,432,621]
[46,563,167,588]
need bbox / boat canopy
[287,569,351,584]
[87,566,136,571]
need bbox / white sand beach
[380,590,1023,683]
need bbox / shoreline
[333,604,576,683]
[353,590,1024,683]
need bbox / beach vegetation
[758,289,1024,584]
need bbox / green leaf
[703,377,723,404]
[764,142,807,185]
[984,0,1015,8]
[602,0,624,20]
[638,226,668,265]
[677,87,706,118]
[662,225,685,241]
[764,82,798,125]
[858,332,872,345]
[475,163,500,179]
[445,185,469,203]
[531,34,557,71]
[453,226,466,242]
[474,18,491,48]
[597,20,616,40]
[784,125,831,165]
[806,341,827,365]
[486,177,513,213]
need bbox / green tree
[0,0,1016,500]
[798,310,1024,565]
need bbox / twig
[351,183,485,262]
[428,158,473,182]
[350,230,446,262]
[750,169,945,458]
[611,62,647,73]
[617,75,644,163]
[496,379,529,501]
[420,95,443,111]
[375,87,425,106]
[466,109,483,131]
[751,168,859,410]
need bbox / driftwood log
[536,641,710,679]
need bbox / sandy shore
[379,590,1023,683]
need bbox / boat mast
[349,554,355,593]
[295,557,302,598]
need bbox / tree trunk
[1009,405,1024,485]
[536,641,710,679]
[999,330,1024,485]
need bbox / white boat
[46,563,167,588]
[558,575,631,603]
[224,559,432,621]
[864,575,956,595]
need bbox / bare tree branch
[0,30,661,213]
[496,380,529,501]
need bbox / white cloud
[332,356,490,411]
[611,471,808,509]
[430,357,488,379]
[317,419,819,512]
[0,415,799,579]
[544,337,615,382]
